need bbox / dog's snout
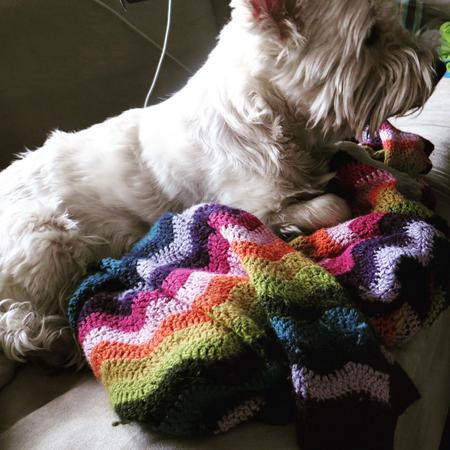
[433,59,447,85]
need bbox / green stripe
[107,330,245,404]
[241,258,348,310]
[101,323,229,384]
[115,356,285,433]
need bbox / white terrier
[0,0,438,386]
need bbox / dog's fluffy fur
[0,0,437,384]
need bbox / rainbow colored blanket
[68,122,450,450]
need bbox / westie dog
[0,0,441,386]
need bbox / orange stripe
[303,229,344,259]
[192,275,247,311]
[231,239,294,261]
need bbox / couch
[0,1,449,449]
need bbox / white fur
[0,0,437,384]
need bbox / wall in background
[0,0,230,168]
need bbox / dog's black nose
[433,59,447,84]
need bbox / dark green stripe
[114,350,287,435]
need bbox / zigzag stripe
[83,274,246,372]
[80,272,217,359]
[292,362,390,403]
[357,221,437,303]
[317,217,439,305]
[77,290,160,342]
[134,207,202,280]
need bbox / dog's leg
[0,299,80,368]
[273,193,352,236]
[334,141,423,200]
[0,204,98,368]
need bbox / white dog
[0,0,438,387]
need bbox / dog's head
[230,0,438,138]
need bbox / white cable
[143,0,172,107]
[90,0,193,85]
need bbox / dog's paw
[333,141,369,157]
[0,353,16,389]
[276,223,305,240]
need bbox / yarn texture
[68,121,449,450]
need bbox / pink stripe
[79,271,216,358]
[321,244,358,275]
[206,232,231,273]
[208,210,262,232]
[77,290,162,342]
[349,213,384,238]
[161,269,192,297]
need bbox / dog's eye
[364,24,380,47]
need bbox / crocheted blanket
[68,122,450,450]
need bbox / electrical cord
[143,0,172,107]
[90,0,193,106]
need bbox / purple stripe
[291,363,390,403]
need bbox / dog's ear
[234,0,303,39]
[250,0,298,20]
[249,0,302,36]
[250,1,285,20]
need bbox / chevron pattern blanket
[68,122,450,450]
